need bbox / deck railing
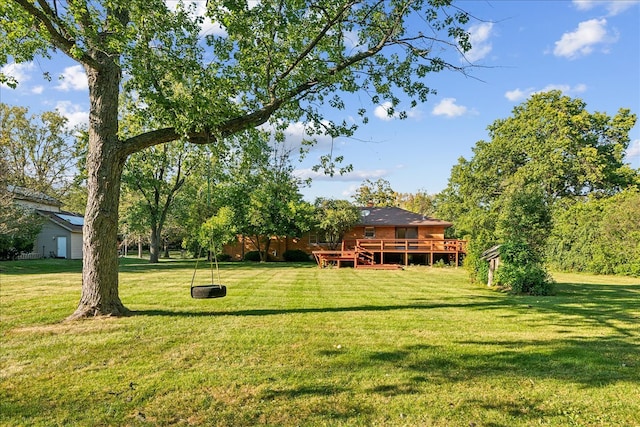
[344,239,467,253]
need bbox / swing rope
[190,135,226,298]
[190,238,221,289]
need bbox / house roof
[481,244,502,261]
[36,210,84,233]
[9,185,62,207]
[357,207,453,228]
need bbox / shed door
[57,236,67,259]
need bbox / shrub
[283,249,311,262]
[494,241,554,296]
[243,251,262,261]
[432,259,447,268]
[463,238,491,284]
[216,253,232,262]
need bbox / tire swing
[190,243,226,299]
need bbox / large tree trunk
[163,239,170,258]
[149,225,160,263]
[68,60,129,320]
[262,238,271,262]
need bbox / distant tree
[315,198,360,250]
[397,190,435,217]
[437,91,638,281]
[547,189,640,276]
[353,178,397,207]
[197,206,237,257]
[121,140,201,263]
[0,103,82,199]
[494,180,552,253]
[58,129,89,214]
[237,151,315,261]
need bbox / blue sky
[2,0,639,203]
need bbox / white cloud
[260,120,338,155]
[343,29,361,51]
[541,83,587,94]
[56,65,88,91]
[55,101,89,130]
[296,168,388,182]
[572,0,640,16]
[553,19,615,59]
[505,87,535,102]
[374,102,396,121]
[31,86,44,94]
[504,84,588,102]
[374,101,422,121]
[626,139,640,161]
[0,62,35,88]
[165,1,226,37]
[465,22,494,62]
[432,98,468,118]
[605,0,640,15]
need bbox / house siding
[345,225,447,240]
[36,221,70,258]
[223,235,316,261]
[222,226,449,261]
[70,232,83,260]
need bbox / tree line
[3,90,638,283]
[435,91,639,292]
[0,104,433,262]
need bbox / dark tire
[191,284,227,299]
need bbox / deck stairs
[355,244,374,266]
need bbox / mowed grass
[1,259,639,427]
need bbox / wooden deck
[313,238,467,269]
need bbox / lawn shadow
[531,282,640,337]
[129,299,513,318]
[0,259,83,275]
[1,258,316,275]
[455,336,638,385]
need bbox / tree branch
[13,0,101,69]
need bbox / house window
[309,231,318,245]
[309,231,333,245]
[364,227,375,238]
[396,227,418,239]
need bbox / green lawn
[1,258,639,426]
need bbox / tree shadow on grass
[525,282,640,337]
[132,280,639,335]
[129,300,513,318]
[1,258,316,275]
[0,258,83,275]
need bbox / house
[10,186,84,259]
[313,207,466,268]
[223,206,466,268]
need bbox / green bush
[462,239,490,284]
[216,253,232,262]
[494,241,554,296]
[283,249,311,262]
[243,251,262,261]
